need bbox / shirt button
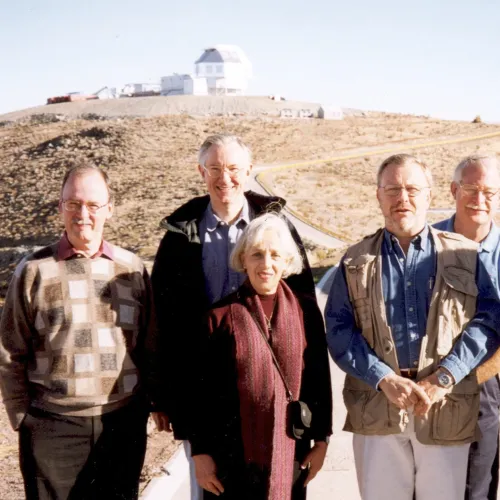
[232,286,236,291]
[409,307,414,312]
[407,281,412,287]
[399,258,404,263]
[413,361,418,367]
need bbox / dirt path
[249,167,345,248]
[252,129,500,247]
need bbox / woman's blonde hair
[230,213,304,278]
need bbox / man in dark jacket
[150,134,317,499]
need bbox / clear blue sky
[1,0,499,121]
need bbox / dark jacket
[150,190,317,439]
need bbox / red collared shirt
[57,233,114,261]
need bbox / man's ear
[426,188,432,207]
[198,164,205,180]
[450,181,458,199]
[106,202,114,220]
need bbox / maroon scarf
[230,280,306,500]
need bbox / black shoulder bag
[250,313,312,440]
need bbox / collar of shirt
[444,215,499,253]
[383,224,430,253]
[442,215,455,233]
[204,198,251,232]
[57,232,114,261]
[479,222,500,253]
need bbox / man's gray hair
[376,153,433,187]
[230,213,303,278]
[198,134,252,167]
[452,154,500,182]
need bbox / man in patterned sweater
[0,162,157,499]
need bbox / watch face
[438,372,452,388]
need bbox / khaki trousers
[353,414,470,500]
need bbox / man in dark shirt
[150,134,317,499]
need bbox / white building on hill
[161,45,252,96]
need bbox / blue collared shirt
[199,200,252,305]
[325,225,500,389]
[381,226,436,370]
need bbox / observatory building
[161,45,252,96]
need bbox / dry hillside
[269,132,500,244]
[0,102,499,497]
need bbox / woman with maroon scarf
[189,214,333,500]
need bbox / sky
[1,0,499,121]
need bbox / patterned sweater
[0,238,157,430]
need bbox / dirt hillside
[0,98,499,497]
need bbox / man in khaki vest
[434,154,500,500]
[325,153,500,500]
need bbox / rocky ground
[0,97,498,498]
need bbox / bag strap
[250,312,294,402]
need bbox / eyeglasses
[62,200,109,214]
[202,165,245,179]
[379,185,430,198]
[459,182,499,200]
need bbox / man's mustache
[391,204,414,213]
[72,219,92,224]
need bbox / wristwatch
[436,369,454,389]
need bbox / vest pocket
[353,298,375,349]
[361,391,391,431]
[344,258,377,350]
[343,389,389,432]
[431,393,479,442]
[343,389,368,431]
[437,267,478,356]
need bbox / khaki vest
[342,226,480,445]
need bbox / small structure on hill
[318,105,344,120]
[121,83,161,97]
[161,45,252,96]
[47,92,98,105]
[160,74,208,96]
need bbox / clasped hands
[379,370,452,416]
